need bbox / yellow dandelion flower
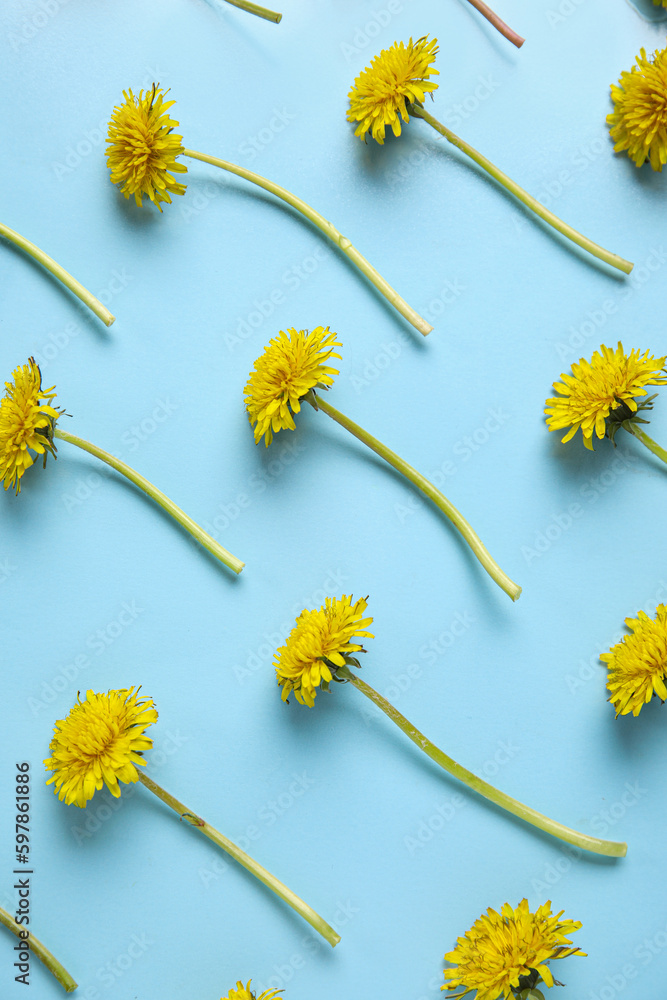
[244,326,342,446]
[106,84,188,210]
[607,44,667,171]
[347,36,439,144]
[45,694,339,947]
[602,606,667,717]
[653,0,667,6]
[545,342,667,450]
[443,899,586,1000]
[221,980,282,1000]
[275,595,374,706]
[0,358,60,494]
[272,610,626,856]
[44,688,158,808]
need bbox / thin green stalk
[222,0,282,21]
[0,906,77,993]
[465,0,524,47]
[0,222,115,327]
[305,390,521,602]
[410,106,634,276]
[627,424,667,465]
[182,148,432,337]
[137,772,339,946]
[54,428,244,574]
[339,668,627,858]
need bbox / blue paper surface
[1,1,667,997]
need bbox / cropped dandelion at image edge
[607,43,667,171]
[602,605,667,717]
[443,899,586,999]
[222,979,282,1000]
[0,358,60,494]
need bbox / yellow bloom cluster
[45,689,158,807]
[275,595,374,706]
[106,85,188,209]
[347,36,439,143]
[0,358,60,494]
[244,326,341,446]
[444,899,585,999]
[602,606,667,717]
[607,44,667,171]
[545,343,667,450]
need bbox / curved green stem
[222,0,282,21]
[627,425,667,465]
[182,148,432,337]
[410,106,633,275]
[137,772,339,947]
[340,668,627,858]
[0,906,77,992]
[305,390,521,602]
[53,428,244,574]
[465,0,525,47]
[0,222,115,327]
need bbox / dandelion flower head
[275,595,374,706]
[602,606,667,717]
[544,342,667,450]
[444,899,586,999]
[221,981,282,1000]
[0,358,60,494]
[347,36,439,144]
[45,688,158,808]
[244,326,341,446]
[106,84,188,210]
[607,44,667,171]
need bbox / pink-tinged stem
[465,0,525,48]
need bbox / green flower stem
[53,428,244,574]
[137,772,340,947]
[0,906,77,993]
[0,222,115,327]
[339,668,627,858]
[181,148,432,337]
[305,390,521,602]
[410,106,634,276]
[628,425,667,466]
[465,0,525,47]
[222,0,282,21]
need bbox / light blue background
[1,0,667,998]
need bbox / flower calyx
[606,393,658,444]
